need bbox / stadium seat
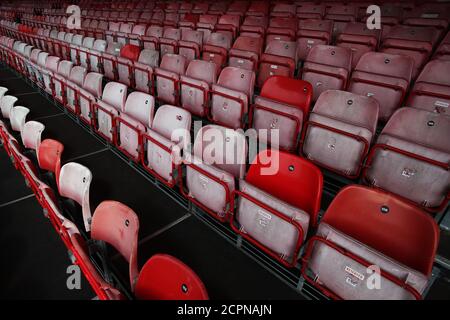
[229,36,263,71]
[296,4,326,20]
[142,25,163,50]
[0,94,18,119]
[133,49,160,94]
[240,16,267,38]
[302,185,439,300]
[155,54,187,105]
[406,60,450,115]
[42,55,60,94]
[202,32,232,68]
[160,28,181,57]
[336,22,380,69]
[381,25,440,79]
[102,42,123,80]
[51,60,73,105]
[250,76,312,152]
[37,138,64,188]
[78,37,95,69]
[348,52,413,122]
[363,107,450,211]
[183,124,247,221]
[65,66,87,115]
[127,24,147,47]
[21,120,45,158]
[94,82,127,142]
[135,254,208,300]
[90,200,139,290]
[178,29,203,62]
[257,40,297,87]
[325,5,357,37]
[180,60,218,117]
[10,106,30,132]
[434,31,450,61]
[69,34,83,65]
[301,45,352,102]
[266,17,297,43]
[301,90,379,178]
[117,44,140,86]
[230,150,322,267]
[58,162,93,232]
[143,105,191,187]
[78,72,104,124]
[116,91,155,161]
[196,15,218,42]
[296,19,333,62]
[210,66,255,129]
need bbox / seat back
[260,76,312,116]
[38,139,64,185]
[322,185,439,276]
[135,254,208,300]
[151,105,191,143]
[217,66,255,97]
[10,106,30,132]
[206,32,232,49]
[0,95,18,119]
[193,124,247,179]
[21,121,45,153]
[159,53,187,74]
[82,72,103,97]
[59,162,93,231]
[45,56,60,73]
[138,49,160,67]
[93,39,107,51]
[185,59,217,84]
[120,44,140,61]
[57,60,74,77]
[246,150,323,224]
[123,92,155,127]
[68,66,87,87]
[101,82,127,111]
[91,200,139,289]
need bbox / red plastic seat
[230,150,322,267]
[433,31,450,61]
[215,14,241,40]
[302,185,439,300]
[301,45,352,102]
[91,200,139,289]
[117,44,141,86]
[250,76,312,152]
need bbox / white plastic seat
[143,105,191,187]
